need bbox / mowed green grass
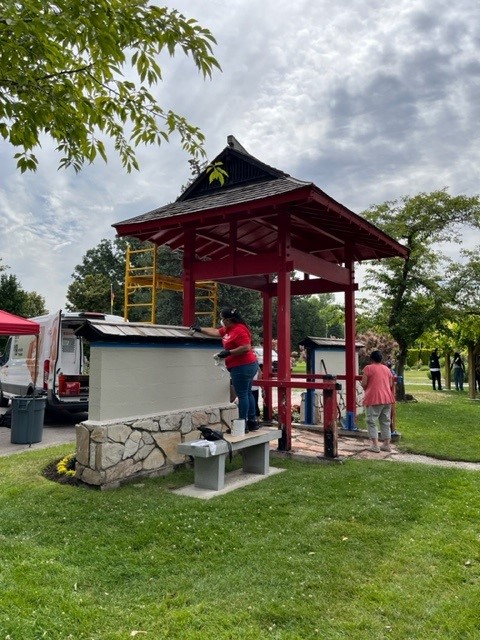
[0,367,479,639]
[396,369,480,461]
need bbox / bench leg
[194,454,226,490]
[242,443,270,475]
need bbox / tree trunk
[395,345,408,401]
[468,341,476,400]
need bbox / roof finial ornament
[227,135,250,155]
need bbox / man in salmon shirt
[361,350,395,453]
[191,307,259,432]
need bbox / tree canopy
[0,1,221,172]
[360,189,480,398]
[288,294,344,351]
[0,261,47,318]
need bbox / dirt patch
[42,457,91,488]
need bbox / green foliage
[67,272,113,314]
[205,161,228,186]
[0,1,221,172]
[406,348,431,368]
[361,189,480,397]
[66,237,131,314]
[447,246,480,310]
[0,272,47,317]
[291,294,344,348]
[0,269,47,351]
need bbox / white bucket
[231,419,246,437]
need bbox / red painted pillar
[277,215,292,451]
[343,256,357,430]
[182,228,196,326]
[262,287,273,421]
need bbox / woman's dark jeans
[229,361,258,422]
[453,368,464,390]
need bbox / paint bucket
[231,419,245,437]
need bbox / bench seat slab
[179,428,281,491]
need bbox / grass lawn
[1,444,480,638]
[1,368,479,639]
[396,369,480,462]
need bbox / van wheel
[0,385,9,407]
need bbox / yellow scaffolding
[124,245,218,325]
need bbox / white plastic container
[231,419,246,437]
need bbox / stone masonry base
[75,404,238,489]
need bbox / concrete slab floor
[0,407,79,457]
[172,466,286,499]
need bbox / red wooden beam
[192,253,294,280]
[289,247,350,284]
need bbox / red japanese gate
[113,136,408,451]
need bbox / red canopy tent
[0,310,40,336]
[0,310,40,391]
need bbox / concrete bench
[178,427,282,491]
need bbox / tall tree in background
[444,245,480,389]
[67,238,204,323]
[0,272,46,317]
[66,238,129,314]
[22,291,48,318]
[361,189,480,400]
[447,246,480,314]
[0,2,221,173]
[289,295,344,351]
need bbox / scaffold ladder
[124,244,218,325]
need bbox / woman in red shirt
[192,307,259,431]
[361,350,395,452]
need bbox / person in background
[429,348,442,391]
[451,351,466,391]
[386,358,399,437]
[475,354,480,392]
[191,307,260,432]
[361,350,395,453]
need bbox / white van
[0,311,124,413]
[253,346,278,372]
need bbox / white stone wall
[313,349,359,377]
[76,404,238,489]
[312,348,364,413]
[88,343,230,421]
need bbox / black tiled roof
[116,175,311,226]
[113,135,408,266]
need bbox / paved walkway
[0,408,80,457]
[284,426,480,471]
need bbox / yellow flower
[56,453,76,477]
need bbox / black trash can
[10,396,46,444]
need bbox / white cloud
[1,0,479,313]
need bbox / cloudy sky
[1,0,480,313]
